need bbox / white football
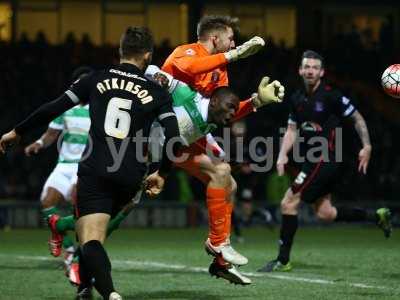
[381,64,400,98]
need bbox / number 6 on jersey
[104,97,133,139]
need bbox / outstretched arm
[164,36,265,76]
[170,53,228,76]
[15,95,76,136]
[350,110,372,174]
[0,94,76,153]
[231,76,285,122]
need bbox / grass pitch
[0,226,398,299]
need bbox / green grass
[0,226,398,299]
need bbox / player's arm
[24,128,61,156]
[0,95,76,153]
[0,75,91,153]
[231,76,285,122]
[277,122,298,176]
[336,93,371,174]
[350,110,372,174]
[169,52,228,76]
[166,37,265,76]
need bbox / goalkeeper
[163,15,265,119]
[162,16,270,280]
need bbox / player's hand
[358,145,371,175]
[276,154,288,176]
[0,129,21,154]
[153,72,170,89]
[252,76,285,108]
[143,171,165,198]
[24,141,43,156]
[225,36,265,62]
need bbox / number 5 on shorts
[294,171,307,185]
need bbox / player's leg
[176,153,247,263]
[258,160,322,273]
[42,187,64,255]
[175,153,250,285]
[311,160,392,237]
[315,194,392,238]
[267,161,331,271]
[41,187,64,222]
[107,202,135,237]
[67,200,137,288]
[258,187,300,272]
[53,200,135,240]
[41,168,70,257]
[224,177,237,242]
[56,182,78,233]
[73,246,92,298]
[205,165,248,267]
[41,164,74,221]
[76,213,112,298]
[313,194,336,221]
[75,175,121,300]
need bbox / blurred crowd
[0,27,399,208]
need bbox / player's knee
[41,194,58,208]
[215,163,231,177]
[316,207,336,222]
[281,194,299,214]
[280,200,291,214]
[41,190,61,208]
[76,214,109,244]
[211,163,231,186]
[41,196,53,208]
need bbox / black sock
[81,240,115,299]
[335,207,376,222]
[277,214,298,264]
[76,248,92,290]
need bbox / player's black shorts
[291,159,341,203]
[75,175,142,218]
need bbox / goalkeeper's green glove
[224,36,265,62]
[251,76,285,108]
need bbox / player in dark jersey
[0,27,180,300]
[257,50,392,273]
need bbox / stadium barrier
[0,200,398,228]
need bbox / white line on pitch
[110,259,388,290]
[2,254,391,291]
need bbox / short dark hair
[197,15,239,40]
[301,50,324,68]
[119,27,154,59]
[71,66,93,82]
[211,86,239,102]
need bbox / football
[381,64,400,98]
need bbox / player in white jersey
[24,67,92,270]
